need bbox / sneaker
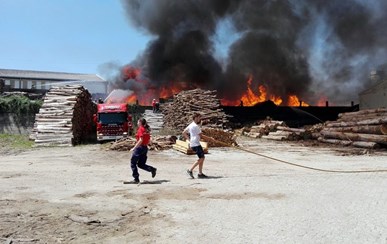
[186,170,194,179]
[124,179,140,184]
[197,173,208,179]
[151,168,157,178]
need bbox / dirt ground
[1,137,387,243]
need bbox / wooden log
[35,118,72,123]
[261,135,287,141]
[323,124,386,135]
[325,117,387,127]
[317,137,352,146]
[337,113,387,122]
[320,130,387,144]
[382,124,387,135]
[317,137,380,149]
[338,108,387,118]
[276,126,306,133]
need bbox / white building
[0,68,108,98]
[359,79,387,110]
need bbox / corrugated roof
[0,68,106,82]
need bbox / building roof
[0,68,106,82]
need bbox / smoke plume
[117,0,387,105]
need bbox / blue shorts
[191,145,205,159]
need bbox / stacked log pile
[201,128,237,147]
[238,120,319,141]
[245,119,285,138]
[31,85,96,146]
[109,135,177,151]
[318,108,387,149]
[162,89,231,131]
[262,126,322,141]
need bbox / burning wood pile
[318,108,387,149]
[109,135,177,151]
[162,89,231,131]
[30,85,96,146]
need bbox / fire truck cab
[93,103,133,141]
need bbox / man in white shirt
[183,113,210,179]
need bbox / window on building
[13,80,20,89]
[35,81,41,89]
[22,80,28,89]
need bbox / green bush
[0,95,42,114]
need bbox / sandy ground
[1,137,387,244]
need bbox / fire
[288,95,309,107]
[269,95,283,106]
[316,96,328,106]
[221,75,309,107]
[239,75,266,106]
[159,85,182,99]
[125,94,137,104]
[116,67,313,106]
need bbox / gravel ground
[1,138,387,243]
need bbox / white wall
[359,83,387,110]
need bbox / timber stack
[30,85,96,146]
[201,128,237,147]
[244,119,285,138]
[162,89,231,131]
[261,125,321,141]
[318,108,387,149]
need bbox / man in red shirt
[129,118,156,183]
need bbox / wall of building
[359,81,387,110]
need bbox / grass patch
[0,134,34,149]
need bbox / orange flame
[119,83,187,105]
[117,67,313,106]
[316,96,328,106]
[125,94,137,104]
[288,95,309,107]
[221,75,310,106]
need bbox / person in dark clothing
[152,99,157,113]
[129,118,157,183]
[155,102,160,112]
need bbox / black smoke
[118,0,387,105]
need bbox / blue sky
[0,0,150,77]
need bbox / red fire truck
[93,103,133,141]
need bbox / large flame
[221,75,309,107]
[115,67,314,106]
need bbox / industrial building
[359,70,387,110]
[0,68,108,99]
